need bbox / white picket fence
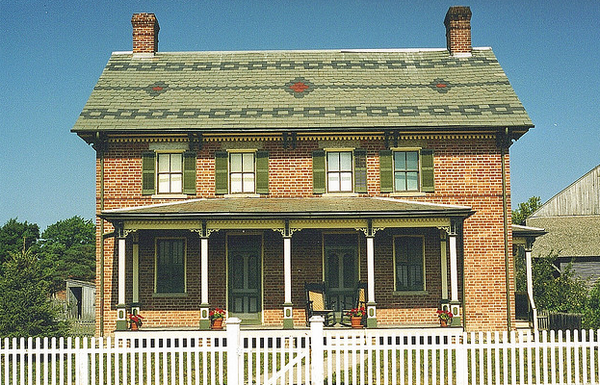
[1,317,599,385]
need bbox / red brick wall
[95,135,513,334]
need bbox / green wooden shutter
[256,151,269,194]
[354,149,367,193]
[379,150,393,193]
[215,151,228,195]
[183,151,197,195]
[141,151,156,195]
[312,150,326,194]
[420,149,435,192]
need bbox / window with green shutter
[215,150,268,195]
[380,149,435,193]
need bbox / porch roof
[100,197,474,221]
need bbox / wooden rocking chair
[305,282,336,326]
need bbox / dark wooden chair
[340,281,368,327]
[305,282,336,326]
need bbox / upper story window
[157,153,183,193]
[215,150,269,195]
[394,236,425,292]
[230,153,255,193]
[142,151,197,196]
[394,151,419,191]
[327,151,353,192]
[380,149,434,194]
[312,149,367,194]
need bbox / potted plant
[210,308,226,330]
[436,309,453,327]
[346,307,366,329]
[128,313,144,331]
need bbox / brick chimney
[131,13,159,56]
[444,6,472,56]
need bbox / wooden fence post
[456,332,468,385]
[310,316,324,385]
[226,317,242,385]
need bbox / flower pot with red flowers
[128,313,144,331]
[210,308,226,330]
[436,309,453,327]
[345,307,366,329]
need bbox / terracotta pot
[440,319,448,327]
[212,318,224,330]
[130,322,139,331]
[351,316,363,329]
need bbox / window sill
[224,193,260,198]
[153,293,188,298]
[389,192,427,197]
[393,291,429,296]
[322,192,359,197]
[151,194,189,199]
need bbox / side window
[215,150,269,195]
[142,151,196,195]
[156,238,186,294]
[394,236,425,292]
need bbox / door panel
[324,234,358,313]
[228,235,262,323]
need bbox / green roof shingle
[73,48,532,134]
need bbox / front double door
[228,235,262,324]
[325,234,358,315]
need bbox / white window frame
[229,151,256,194]
[326,150,353,193]
[393,149,420,192]
[156,152,184,194]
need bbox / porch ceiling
[100,196,474,221]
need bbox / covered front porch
[100,197,473,333]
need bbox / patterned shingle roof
[101,197,474,220]
[73,48,532,134]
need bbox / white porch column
[283,235,294,329]
[366,234,377,328]
[131,232,140,316]
[199,234,211,330]
[525,240,538,333]
[448,220,461,326]
[440,230,449,305]
[116,235,128,330]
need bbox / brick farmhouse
[72,7,534,335]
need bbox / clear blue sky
[1,1,598,231]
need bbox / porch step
[515,320,531,330]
